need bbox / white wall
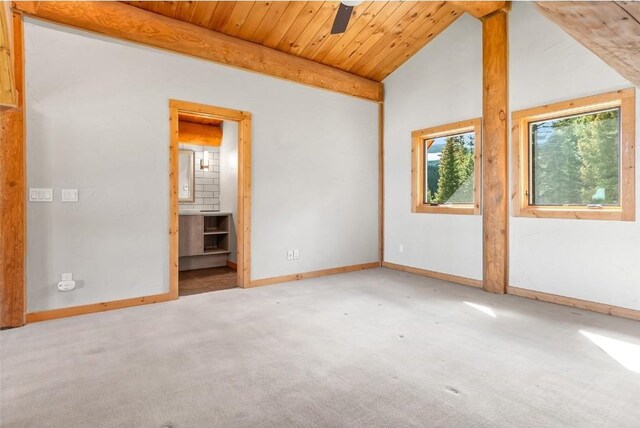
[384,2,639,311]
[219,121,238,263]
[383,14,483,280]
[509,2,640,311]
[25,19,379,312]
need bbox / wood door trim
[169,99,252,296]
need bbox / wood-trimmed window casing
[512,88,636,221]
[411,118,482,215]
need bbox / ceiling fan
[330,1,362,35]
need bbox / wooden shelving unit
[179,213,231,271]
[203,215,230,255]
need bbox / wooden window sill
[413,204,479,215]
[515,206,631,221]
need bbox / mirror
[179,149,195,202]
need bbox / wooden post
[0,2,17,108]
[0,12,25,327]
[482,10,509,294]
[378,96,384,264]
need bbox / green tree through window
[531,108,620,206]
[425,132,475,205]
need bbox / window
[411,118,482,214]
[512,88,635,221]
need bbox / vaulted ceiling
[122,1,462,82]
[8,1,640,103]
[536,1,640,88]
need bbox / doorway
[168,100,252,298]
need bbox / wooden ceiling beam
[178,121,222,147]
[451,1,511,19]
[536,1,640,88]
[0,2,17,108]
[13,1,382,102]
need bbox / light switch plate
[29,188,53,202]
[62,189,79,202]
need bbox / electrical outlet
[287,250,293,261]
[61,189,78,202]
[58,273,76,291]
[293,250,299,260]
[399,244,404,253]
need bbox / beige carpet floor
[1,268,639,427]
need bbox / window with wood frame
[512,88,635,221]
[411,118,482,215]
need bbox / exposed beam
[0,11,25,328]
[536,1,640,87]
[13,1,382,102]
[178,121,222,147]
[482,9,509,294]
[451,1,511,19]
[0,1,17,108]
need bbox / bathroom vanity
[179,212,232,271]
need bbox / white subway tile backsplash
[203,198,217,205]
[179,144,221,211]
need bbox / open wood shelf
[203,248,231,255]
[204,215,229,233]
[179,213,232,271]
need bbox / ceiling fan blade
[331,3,354,35]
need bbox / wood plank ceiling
[122,1,462,82]
[536,1,640,88]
